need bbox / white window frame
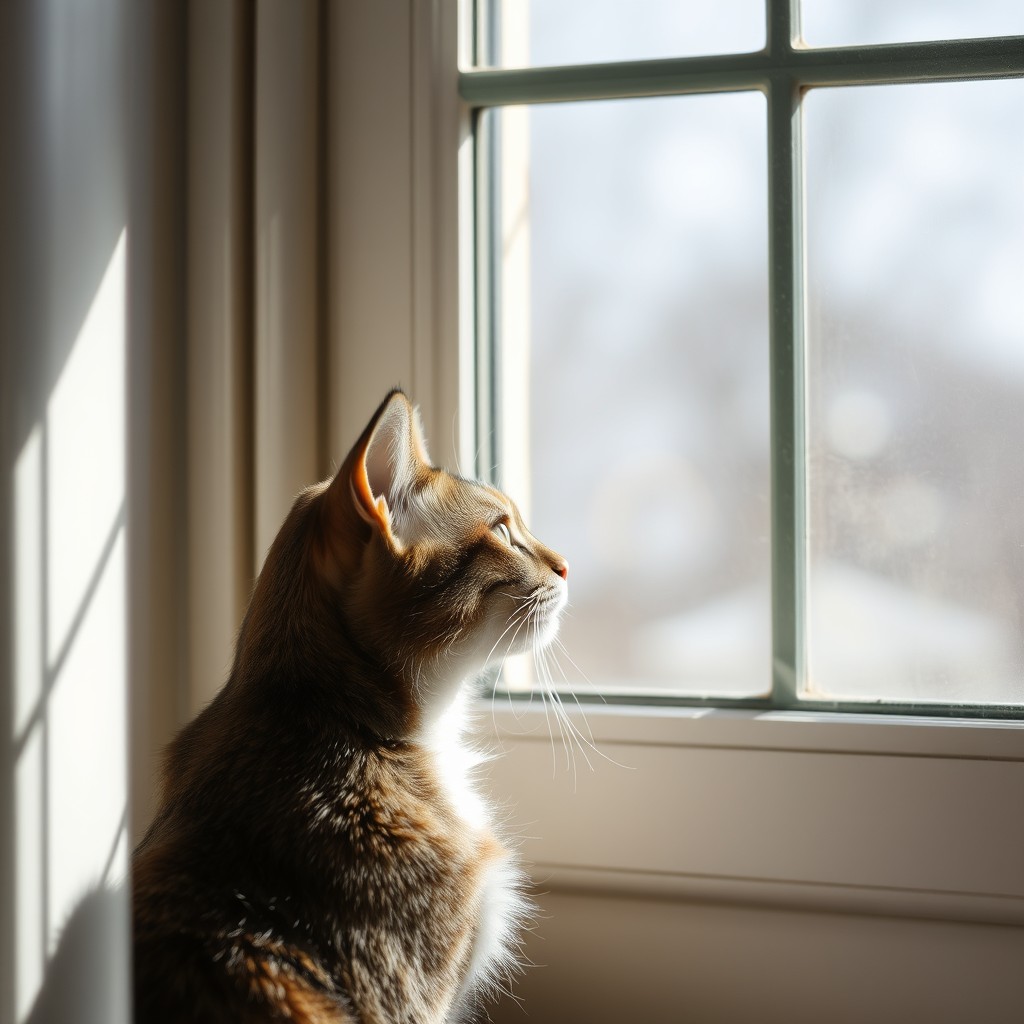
[467,1,1024,721]
[337,0,1024,928]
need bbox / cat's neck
[414,685,492,833]
[406,648,490,742]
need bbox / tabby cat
[132,390,568,1023]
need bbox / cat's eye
[493,521,513,546]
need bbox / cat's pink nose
[553,559,568,580]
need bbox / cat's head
[241,390,567,737]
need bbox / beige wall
[478,703,1024,1023]
[1,1,151,1020]
[491,890,1024,1024]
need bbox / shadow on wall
[0,2,135,1021]
[23,887,130,1024]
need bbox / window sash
[460,1,1024,719]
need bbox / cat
[132,390,569,1023]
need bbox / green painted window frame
[461,1,1024,720]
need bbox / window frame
[462,0,1024,720]
[324,0,1024,935]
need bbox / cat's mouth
[525,583,567,644]
[532,581,567,609]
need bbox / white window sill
[477,699,1024,759]
[474,701,1024,926]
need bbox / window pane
[804,80,1024,704]
[481,0,765,68]
[800,0,1024,48]
[487,94,770,697]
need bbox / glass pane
[487,94,770,697]
[805,80,1024,704]
[801,0,1024,48]
[481,0,765,68]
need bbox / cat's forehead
[404,471,511,542]
[434,472,509,520]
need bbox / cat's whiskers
[536,641,585,787]
[533,603,574,778]
[484,603,535,742]
[551,635,607,706]
[546,644,601,750]
[513,599,569,782]
[484,601,537,712]
[546,663,633,773]
[526,616,633,778]
[483,595,562,773]
[482,601,533,669]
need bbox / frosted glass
[483,0,764,68]
[490,94,770,697]
[804,80,1024,704]
[801,0,1024,49]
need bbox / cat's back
[132,705,506,1023]
[132,391,564,1021]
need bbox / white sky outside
[503,1,1024,701]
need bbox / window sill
[477,700,1024,760]
[474,701,1024,926]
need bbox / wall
[489,890,1024,1024]
[0,3,185,1021]
[478,704,1024,1023]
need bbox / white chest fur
[461,852,529,1005]
[418,694,530,1013]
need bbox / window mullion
[472,108,500,485]
[766,2,804,707]
[459,40,1024,108]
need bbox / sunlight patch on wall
[48,531,128,924]
[46,231,127,663]
[11,229,128,1019]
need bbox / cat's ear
[349,389,431,547]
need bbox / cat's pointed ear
[348,390,431,547]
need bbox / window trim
[476,701,1024,925]
[348,0,1024,932]
[460,0,1024,719]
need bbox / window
[326,0,1024,969]
[463,2,1024,715]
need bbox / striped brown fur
[133,391,568,1023]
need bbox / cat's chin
[528,582,568,650]
[531,610,563,652]
[489,592,566,661]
